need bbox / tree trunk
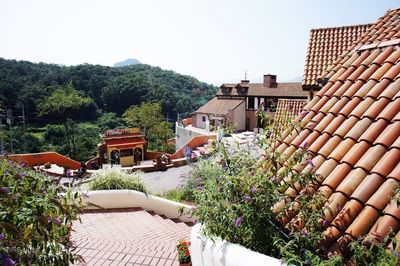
[71,123,77,160]
[64,122,72,158]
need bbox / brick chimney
[263,74,277,88]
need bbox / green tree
[44,123,101,162]
[150,121,175,152]
[37,81,93,117]
[96,112,125,132]
[123,102,173,151]
[38,82,95,159]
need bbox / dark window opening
[134,148,143,162]
[120,149,133,157]
[265,99,277,112]
[202,116,206,122]
[248,97,255,110]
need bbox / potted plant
[177,239,191,265]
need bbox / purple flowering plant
[348,231,399,265]
[0,158,83,265]
[189,121,323,257]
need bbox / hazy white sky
[0,0,398,85]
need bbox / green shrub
[158,188,185,202]
[0,158,82,265]
[89,169,147,192]
[182,160,223,202]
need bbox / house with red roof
[192,74,308,132]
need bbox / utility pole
[6,109,13,154]
[18,103,26,153]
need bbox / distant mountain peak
[113,58,141,67]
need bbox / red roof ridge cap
[357,38,400,51]
[386,7,400,12]
[309,23,373,32]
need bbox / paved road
[137,164,192,194]
[60,164,193,194]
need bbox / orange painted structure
[9,152,81,169]
[170,135,213,160]
[9,131,215,174]
[99,128,147,167]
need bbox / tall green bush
[0,158,82,265]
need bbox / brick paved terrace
[70,208,193,265]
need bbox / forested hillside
[0,58,217,121]
[0,58,217,160]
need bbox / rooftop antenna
[244,70,247,80]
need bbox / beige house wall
[192,113,208,129]
[232,101,245,131]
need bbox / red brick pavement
[70,208,192,265]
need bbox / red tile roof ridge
[217,82,308,98]
[357,38,400,51]
[309,23,373,32]
[221,82,301,87]
[194,97,244,115]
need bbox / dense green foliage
[0,58,217,120]
[0,158,82,265]
[96,112,125,132]
[89,169,147,192]
[43,123,101,161]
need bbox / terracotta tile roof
[71,208,191,265]
[194,97,244,115]
[216,82,308,98]
[303,24,372,89]
[273,99,308,133]
[275,8,400,256]
[182,118,192,127]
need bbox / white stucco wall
[190,224,283,266]
[176,124,207,150]
[80,190,195,222]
